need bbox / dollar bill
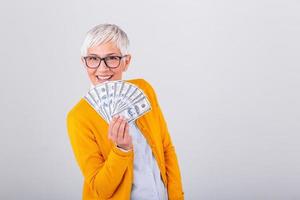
[112,96,151,122]
[84,80,152,123]
[84,90,110,123]
[94,83,111,120]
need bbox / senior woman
[66,24,184,200]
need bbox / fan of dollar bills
[84,80,151,123]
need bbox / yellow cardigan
[66,79,184,200]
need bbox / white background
[0,0,299,199]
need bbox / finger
[119,117,127,138]
[123,123,131,144]
[108,115,119,139]
[110,115,121,141]
[109,115,119,136]
[119,123,132,150]
[117,117,127,143]
[124,135,132,150]
[112,115,123,141]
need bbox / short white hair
[80,24,130,57]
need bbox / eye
[86,56,99,61]
[87,56,98,61]
[106,56,120,61]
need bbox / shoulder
[66,98,92,122]
[127,78,154,91]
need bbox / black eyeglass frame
[83,55,128,69]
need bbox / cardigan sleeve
[66,111,133,199]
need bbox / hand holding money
[108,115,133,151]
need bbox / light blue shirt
[129,121,168,200]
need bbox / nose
[96,60,109,72]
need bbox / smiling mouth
[96,75,113,81]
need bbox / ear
[123,54,131,72]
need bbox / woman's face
[82,41,131,86]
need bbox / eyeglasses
[83,55,128,69]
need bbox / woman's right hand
[108,115,133,151]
